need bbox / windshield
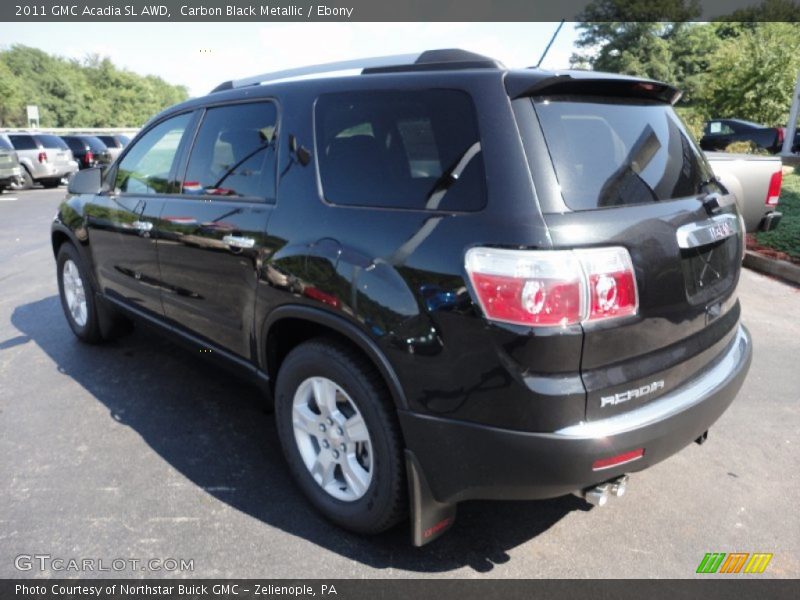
[533,96,717,210]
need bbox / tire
[19,168,33,190]
[275,339,407,534]
[56,243,104,343]
[41,178,61,188]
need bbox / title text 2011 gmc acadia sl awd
[52,50,752,545]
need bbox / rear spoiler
[505,71,682,105]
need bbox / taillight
[577,247,638,322]
[37,151,47,163]
[84,150,94,166]
[777,128,785,145]
[465,246,638,328]
[766,170,782,206]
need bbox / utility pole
[781,70,799,163]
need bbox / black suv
[60,135,113,169]
[52,50,752,545]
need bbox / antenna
[536,20,565,68]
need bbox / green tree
[698,22,800,126]
[720,0,800,22]
[0,58,24,126]
[571,0,701,73]
[0,45,188,128]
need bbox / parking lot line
[0,197,18,201]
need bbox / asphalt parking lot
[0,187,798,578]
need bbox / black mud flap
[405,449,457,546]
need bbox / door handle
[131,220,153,232]
[223,235,256,249]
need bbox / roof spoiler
[505,72,682,105]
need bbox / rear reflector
[592,448,645,471]
[766,170,782,206]
[465,246,638,327]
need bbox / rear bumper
[399,324,752,504]
[0,166,21,186]
[32,163,76,180]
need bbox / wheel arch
[263,305,408,411]
[51,223,101,291]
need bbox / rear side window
[534,96,715,210]
[315,89,486,211]
[115,113,191,195]
[182,102,277,201]
[37,135,69,150]
[9,135,39,150]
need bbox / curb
[743,251,800,286]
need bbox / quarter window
[315,90,486,211]
[115,113,191,195]
[182,102,278,201]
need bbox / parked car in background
[706,152,783,233]
[61,135,113,170]
[96,134,130,162]
[7,133,78,188]
[52,49,752,545]
[700,118,800,154]
[0,134,23,193]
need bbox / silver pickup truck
[706,152,783,232]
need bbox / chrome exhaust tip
[583,483,610,507]
[609,475,628,497]
[578,475,629,506]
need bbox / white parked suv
[7,133,78,188]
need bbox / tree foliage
[571,0,800,127]
[0,45,188,128]
[697,22,800,126]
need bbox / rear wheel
[57,244,102,343]
[19,168,33,190]
[275,339,406,534]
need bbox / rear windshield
[9,135,39,150]
[533,96,715,210]
[36,135,69,150]
[62,137,85,152]
[97,135,118,147]
[83,136,108,152]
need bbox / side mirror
[68,167,103,195]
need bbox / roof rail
[210,49,503,93]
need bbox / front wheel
[274,339,407,534]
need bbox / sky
[1,22,580,97]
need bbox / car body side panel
[250,72,588,432]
